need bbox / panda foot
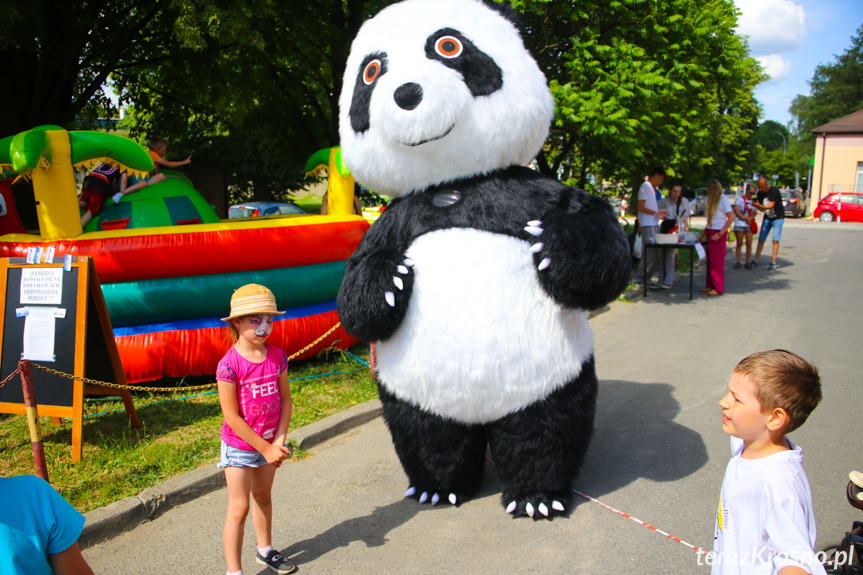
[404,486,460,506]
[504,497,566,520]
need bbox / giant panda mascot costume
[336,0,631,519]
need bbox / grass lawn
[0,344,377,513]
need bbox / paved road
[84,221,863,574]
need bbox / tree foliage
[3,0,764,202]
[511,0,764,194]
[114,0,390,201]
[790,24,863,153]
[0,0,179,137]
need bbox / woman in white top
[732,183,756,269]
[655,184,691,288]
[697,179,734,296]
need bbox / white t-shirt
[733,196,755,228]
[710,436,826,575]
[637,181,659,227]
[707,194,734,230]
[658,196,691,227]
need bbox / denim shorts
[759,218,784,242]
[217,441,267,469]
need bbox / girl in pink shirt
[217,284,296,575]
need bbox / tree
[790,24,863,153]
[511,0,763,196]
[114,0,390,201]
[755,120,789,153]
[0,0,180,137]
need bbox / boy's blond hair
[734,349,822,433]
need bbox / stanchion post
[369,343,376,375]
[19,360,50,482]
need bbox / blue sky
[734,0,863,128]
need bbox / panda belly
[375,227,594,424]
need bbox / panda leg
[487,357,598,519]
[377,382,486,506]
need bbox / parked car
[812,192,863,222]
[780,189,807,218]
[228,202,305,218]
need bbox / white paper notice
[20,268,63,305]
[22,307,58,362]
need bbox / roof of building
[812,109,863,134]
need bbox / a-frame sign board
[0,256,139,463]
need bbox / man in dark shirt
[752,177,785,271]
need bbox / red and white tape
[573,489,708,554]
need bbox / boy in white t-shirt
[711,350,826,575]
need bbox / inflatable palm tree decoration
[0,125,153,240]
[304,146,356,216]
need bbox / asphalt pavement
[82,219,863,574]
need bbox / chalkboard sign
[0,256,138,462]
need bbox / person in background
[697,179,734,296]
[655,183,691,289]
[732,183,757,270]
[632,167,668,287]
[0,474,96,575]
[752,176,785,271]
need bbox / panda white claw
[397,265,409,274]
[538,257,551,271]
[449,493,457,505]
[403,258,415,267]
[404,486,416,498]
[431,493,440,506]
[527,220,542,227]
[393,276,404,290]
[385,291,396,307]
[538,502,549,517]
[506,501,517,514]
[524,225,543,237]
[419,491,429,504]
[526,502,535,517]
[552,500,565,512]
[528,242,544,253]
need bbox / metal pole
[20,360,49,482]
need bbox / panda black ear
[480,0,524,35]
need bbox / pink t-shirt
[216,344,289,451]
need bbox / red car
[813,192,863,222]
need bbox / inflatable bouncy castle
[0,126,368,383]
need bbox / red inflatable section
[116,309,358,383]
[0,180,27,236]
[0,218,368,284]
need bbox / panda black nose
[394,82,423,110]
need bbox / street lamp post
[771,130,787,154]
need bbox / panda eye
[435,36,463,59]
[363,59,382,85]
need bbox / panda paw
[404,486,460,507]
[384,258,414,307]
[504,496,566,520]
[524,220,551,271]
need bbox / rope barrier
[573,489,707,554]
[0,366,21,390]
[19,321,344,394]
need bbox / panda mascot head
[336,0,631,520]
[338,0,553,196]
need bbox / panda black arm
[527,186,632,311]
[336,205,415,343]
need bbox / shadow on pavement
[573,380,708,501]
[275,498,423,569]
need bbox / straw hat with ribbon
[221,284,285,321]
